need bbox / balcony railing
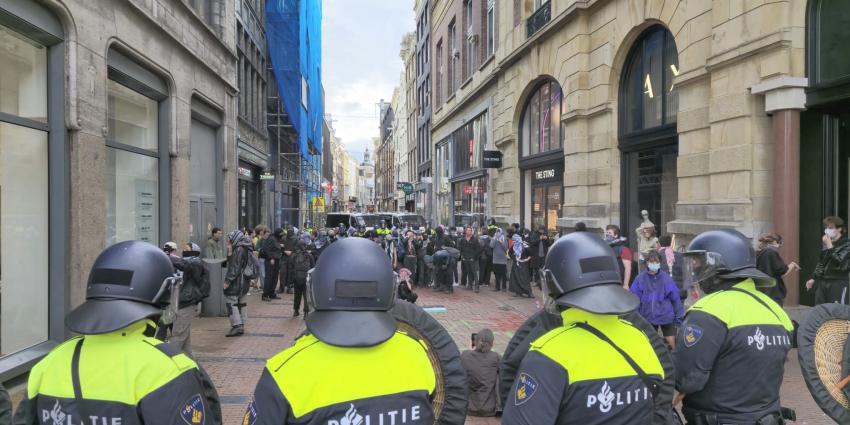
[526,1,551,38]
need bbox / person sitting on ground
[629,249,684,349]
[397,267,418,303]
[461,328,500,417]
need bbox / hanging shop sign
[259,173,275,180]
[483,150,503,168]
[238,166,253,179]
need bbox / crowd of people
[14,211,850,424]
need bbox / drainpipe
[750,77,807,306]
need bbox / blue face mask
[647,263,661,273]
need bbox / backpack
[293,250,313,274]
[243,250,261,280]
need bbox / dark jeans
[461,259,479,289]
[278,257,290,293]
[263,259,280,297]
[416,256,430,287]
[434,268,452,292]
[293,280,309,313]
[492,263,507,290]
[815,278,850,305]
[479,257,492,285]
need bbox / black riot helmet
[683,229,774,293]
[305,237,398,347]
[541,232,638,314]
[66,241,180,335]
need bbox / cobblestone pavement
[191,282,830,424]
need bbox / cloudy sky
[322,0,415,162]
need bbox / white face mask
[825,228,840,239]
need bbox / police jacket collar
[560,308,621,327]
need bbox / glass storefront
[527,164,563,234]
[106,80,160,245]
[452,177,487,229]
[0,24,50,357]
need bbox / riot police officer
[303,220,315,236]
[502,232,664,424]
[674,229,793,424]
[244,237,440,424]
[13,241,221,424]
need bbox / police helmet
[66,241,179,334]
[541,232,638,314]
[683,229,774,291]
[305,237,397,347]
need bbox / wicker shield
[798,303,850,423]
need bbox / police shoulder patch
[180,394,205,425]
[243,400,258,425]
[515,373,539,406]
[684,325,703,348]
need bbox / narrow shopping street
[191,287,828,424]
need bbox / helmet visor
[539,269,561,315]
[682,251,726,290]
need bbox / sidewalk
[192,285,830,424]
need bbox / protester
[756,232,800,306]
[260,228,282,301]
[574,221,587,232]
[461,329,500,417]
[401,230,420,283]
[459,227,482,292]
[510,238,533,298]
[490,228,508,292]
[224,230,253,337]
[204,227,226,260]
[162,242,208,356]
[290,240,314,317]
[528,226,551,288]
[806,216,850,304]
[479,228,493,288]
[253,225,268,290]
[605,224,634,288]
[629,250,684,349]
[279,226,298,294]
[398,267,418,303]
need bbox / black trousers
[479,257,492,285]
[277,257,290,292]
[293,279,309,313]
[492,263,507,290]
[461,260,479,289]
[434,268,452,292]
[263,259,280,297]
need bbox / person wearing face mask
[629,250,684,349]
[804,216,850,304]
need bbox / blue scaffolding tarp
[266,0,323,157]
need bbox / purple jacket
[629,269,684,326]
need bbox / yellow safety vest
[246,331,436,424]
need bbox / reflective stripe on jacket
[673,279,792,423]
[14,320,221,425]
[502,308,664,425]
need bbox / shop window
[106,80,161,245]
[0,22,52,358]
[520,79,563,157]
[453,111,487,174]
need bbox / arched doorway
[518,78,564,234]
[799,0,850,304]
[618,25,679,249]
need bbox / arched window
[620,26,678,138]
[520,79,563,157]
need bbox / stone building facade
[0,0,238,378]
[428,0,831,304]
